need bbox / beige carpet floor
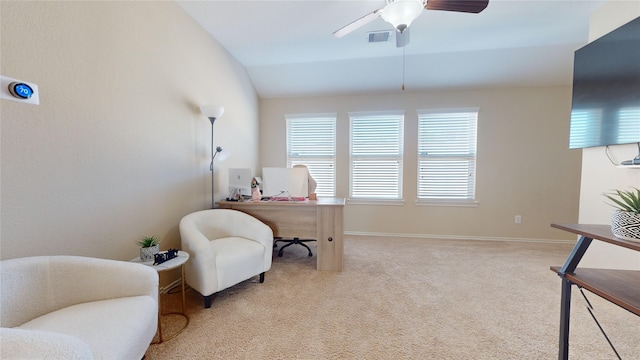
[144,236,639,359]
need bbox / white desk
[131,250,190,343]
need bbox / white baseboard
[344,231,576,244]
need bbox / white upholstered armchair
[179,209,273,308]
[0,255,158,359]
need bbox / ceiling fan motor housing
[381,0,425,32]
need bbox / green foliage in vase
[136,235,161,248]
[603,187,640,214]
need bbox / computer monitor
[228,168,252,197]
[261,167,309,198]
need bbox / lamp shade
[381,0,424,32]
[200,105,224,120]
[216,147,231,162]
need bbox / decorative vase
[140,244,160,261]
[611,210,640,242]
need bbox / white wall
[0,1,259,261]
[260,86,583,241]
[578,1,640,269]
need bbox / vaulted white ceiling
[177,0,607,98]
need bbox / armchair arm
[179,217,216,260]
[1,256,158,328]
[50,256,159,303]
[180,215,218,295]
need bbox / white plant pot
[611,210,640,242]
[140,244,160,261]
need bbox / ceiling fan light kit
[331,0,490,90]
[333,0,489,45]
[381,0,425,33]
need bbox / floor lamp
[200,105,229,208]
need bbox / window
[286,114,336,197]
[569,108,602,149]
[349,111,404,201]
[617,107,640,144]
[417,108,478,204]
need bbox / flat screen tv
[569,16,640,149]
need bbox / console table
[218,198,345,271]
[550,224,640,360]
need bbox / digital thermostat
[1,75,40,105]
[9,82,34,99]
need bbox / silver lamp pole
[200,105,225,208]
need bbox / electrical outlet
[515,215,522,224]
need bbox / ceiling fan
[333,0,489,47]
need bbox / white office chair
[179,209,273,308]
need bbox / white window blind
[617,107,640,144]
[417,109,478,201]
[286,114,336,197]
[349,111,404,200]
[569,109,602,149]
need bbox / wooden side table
[550,224,640,360]
[131,250,190,343]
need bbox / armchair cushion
[17,296,157,359]
[212,236,269,291]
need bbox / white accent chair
[0,255,159,359]
[179,209,273,308]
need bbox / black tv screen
[569,16,640,149]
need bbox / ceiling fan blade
[333,9,383,38]
[425,0,489,14]
[396,28,410,48]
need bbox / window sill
[347,199,405,206]
[415,199,479,207]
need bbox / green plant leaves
[135,235,161,248]
[603,187,640,214]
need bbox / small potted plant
[603,187,640,242]
[136,235,161,261]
